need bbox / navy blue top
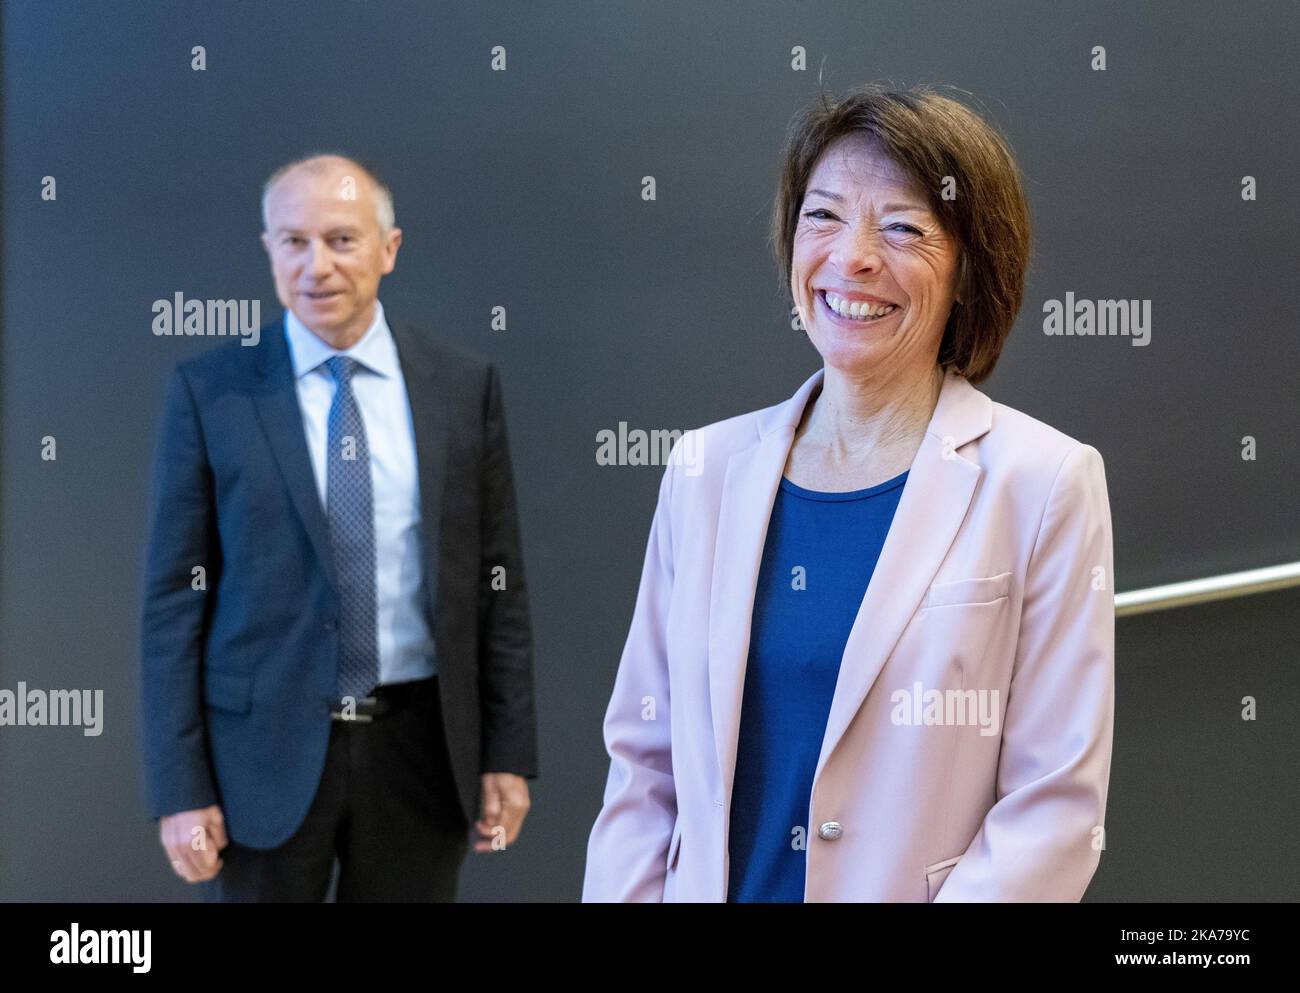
[726,468,909,903]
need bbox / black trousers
[201,675,469,902]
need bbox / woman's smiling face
[792,134,962,380]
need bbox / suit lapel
[251,316,338,591]
[249,314,451,608]
[386,320,450,617]
[708,366,993,805]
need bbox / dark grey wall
[2,0,1296,901]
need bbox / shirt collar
[283,299,398,381]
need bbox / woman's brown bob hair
[771,83,1032,384]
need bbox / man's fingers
[505,803,529,844]
[472,779,530,852]
[188,826,224,878]
[473,802,528,851]
[165,842,205,882]
[164,833,220,882]
[193,840,220,872]
[191,820,224,865]
[158,809,228,883]
[207,815,229,851]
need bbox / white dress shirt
[283,300,436,685]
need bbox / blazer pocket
[925,854,963,902]
[204,670,253,714]
[924,571,1012,609]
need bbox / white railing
[1115,561,1300,617]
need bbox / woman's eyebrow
[804,188,928,213]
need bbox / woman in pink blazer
[582,83,1115,902]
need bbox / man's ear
[382,227,402,274]
[260,231,272,256]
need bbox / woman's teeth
[822,291,898,321]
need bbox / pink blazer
[582,367,1115,902]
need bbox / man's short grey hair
[261,152,396,235]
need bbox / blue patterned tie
[325,356,379,704]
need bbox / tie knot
[326,355,358,386]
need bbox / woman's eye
[801,211,918,233]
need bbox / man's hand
[159,805,228,882]
[473,773,530,853]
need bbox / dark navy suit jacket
[139,314,537,849]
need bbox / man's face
[260,159,401,347]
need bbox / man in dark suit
[140,153,537,901]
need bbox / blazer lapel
[386,320,450,619]
[814,369,990,781]
[708,366,993,806]
[708,370,824,805]
[251,316,338,591]
[250,314,450,617]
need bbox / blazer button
[818,821,843,841]
[323,619,337,631]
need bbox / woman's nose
[830,225,885,275]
